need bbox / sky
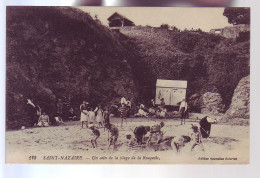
[77,7,233,32]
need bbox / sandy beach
[6,117,249,164]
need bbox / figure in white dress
[94,105,104,128]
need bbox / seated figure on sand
[37,112,50,127]
[135,104,148,117]
[67,108,77,121]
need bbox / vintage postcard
[6,6,250,164]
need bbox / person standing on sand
[80,101,89,128]
[88,107,96,125]
[118,103,128,126]
[57,99,63,117]
[179,99,188,125]
[94,104,104,128]
[103,107,110,124]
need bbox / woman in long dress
[80,101,89,128]
[94,105,104,128]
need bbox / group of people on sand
[26,98,77,128]
[28,94,215,152]
[79,100,118,149]
[134,98,188,123]
[129,115,216,153]
[80,101,110,128]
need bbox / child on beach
[147,122,165,144]
[94,105,104,128]
[88,124,100,148]
[105,123,119,150]
[190,124,204,151]
[118,103,128,126]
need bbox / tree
[160,23,169,29]
[223,7,250,25]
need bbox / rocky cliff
[224,75,250,119]
[6,7,137,129]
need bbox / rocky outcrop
[225,75,250,119]
[188,93,202,113]
[201,92,225,115]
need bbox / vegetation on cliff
[6,7,250,129]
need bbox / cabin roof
[107,12,133,23]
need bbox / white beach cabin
[155,79,187,106]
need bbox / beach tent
[155,79,187,106]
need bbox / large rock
[188,93,202,113]
[225,75,250,119]
[201,92,225,115]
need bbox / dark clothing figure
[160,100,165,110]
[134,126,150,144]
[68,111,77,121]
[161,101,165,108]
[199,116,212,138]
[67,108,77,121]
[57,100,63,116]
[103,110,110,126]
